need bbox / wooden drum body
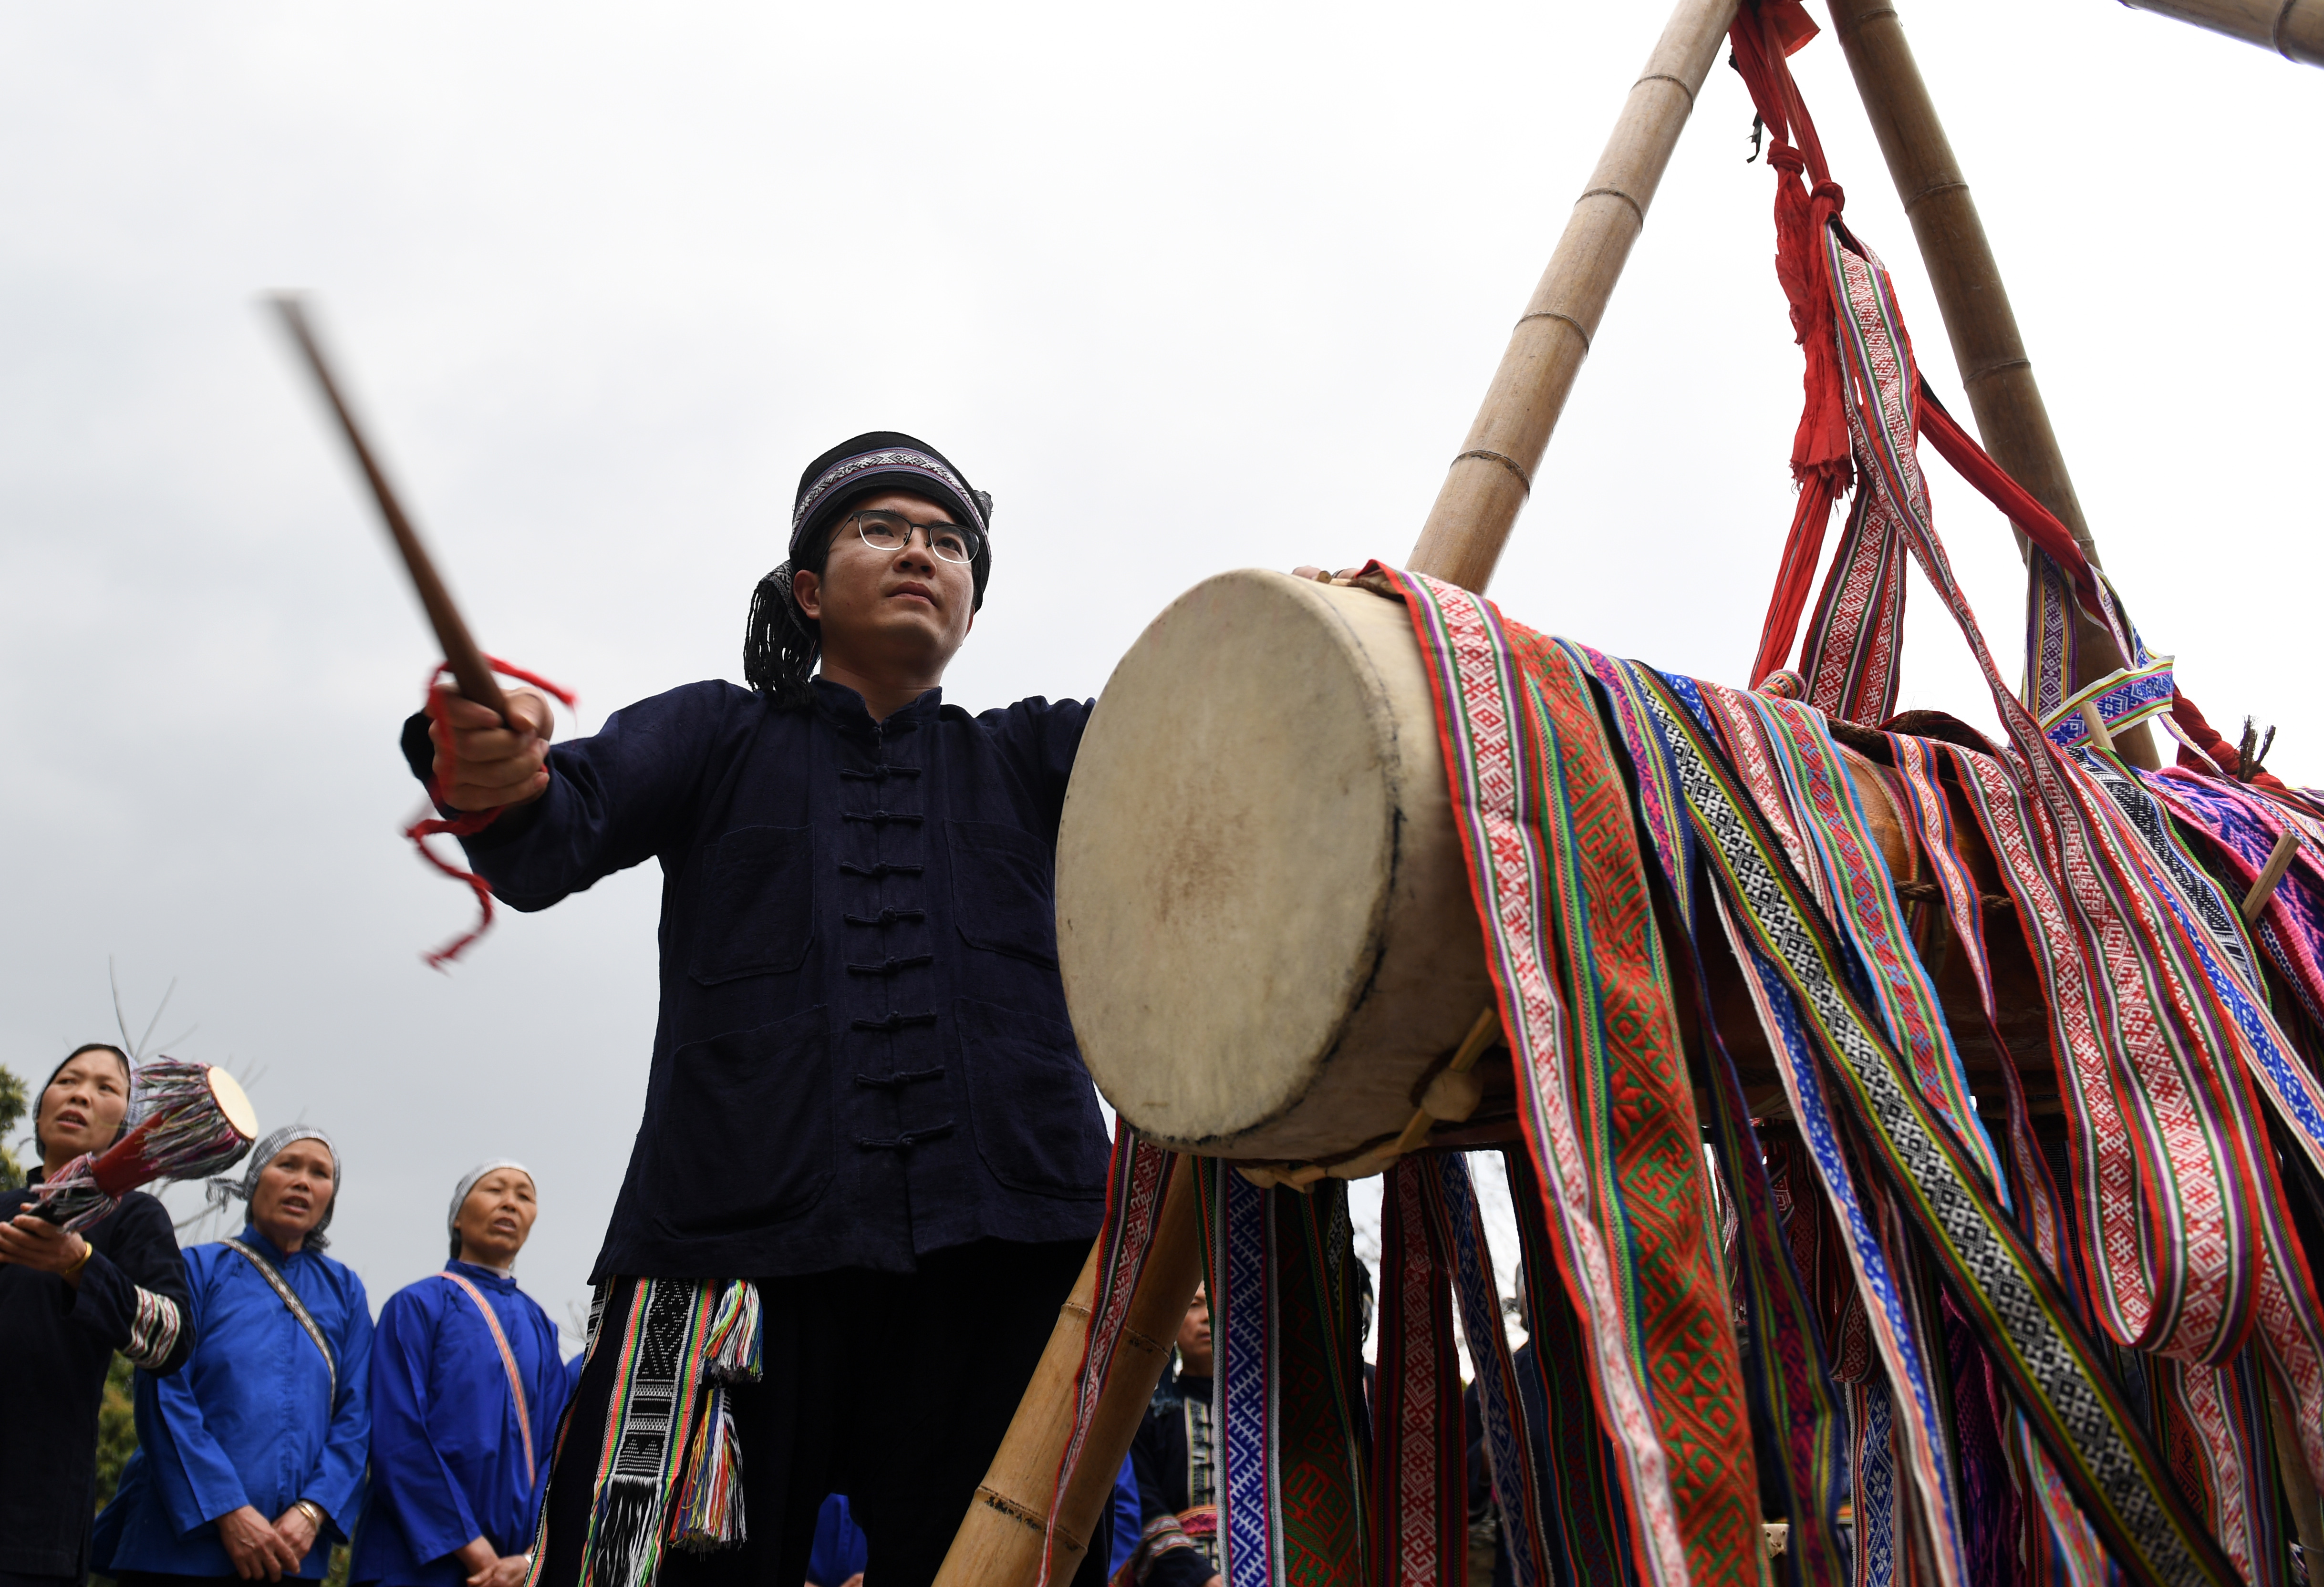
[1056,569,1493,1161]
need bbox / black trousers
[538,1238,1111,1587]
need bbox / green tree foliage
[0,1061,28,1186]
[95,1353,137,1510]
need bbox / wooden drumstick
[269,295,512,725]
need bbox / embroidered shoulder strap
[440,1271,537,1487]
[221,1237,335,1402]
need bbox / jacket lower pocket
[646,1007,832,1236]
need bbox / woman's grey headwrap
[207,1125,342,1251]
[446,1159,534,1264]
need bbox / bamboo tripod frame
[1824,0,2161,767]
[934,1,1739,1579]
[1405,0,1742,592]
[931,1168,1204,1587]
[941,0,2315,1576]
[2118,0,2324,64]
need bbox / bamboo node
[1631,71,1698,108]
[1119,1326,1168,1357]
[1516,310,1593,350]
[1452,449,1533,492]
[1902,178,1969,214]
[1577,185,1646,225]
[974,1485,1060,1537]
[1963,356,2033,386]
[2273,0,2302,58]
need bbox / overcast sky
[1,1,2314,1344]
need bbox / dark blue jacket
[0,1187,194,1579]
[405,677,1110,1280]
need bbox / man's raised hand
[1291,564,1397,598]
[429,687,554,811]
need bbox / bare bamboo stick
[935,1162,1204,1587]
[2116,0,2324,65]
[1824,0,2160,769]
[1404,0,1740,592]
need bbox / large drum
[1058,569,2054,1166]
[1056,569,1493,1161]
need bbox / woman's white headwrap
[447,1159,535,1263]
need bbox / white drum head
[204,1067,260,1140]
[1058,569,1488,1159]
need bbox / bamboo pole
[2266,1373,2324,1587]
[1404,0,1740,591]
[1824,0,2160,768]
[2116,0,2324,65]
[934,1163,1205,1587]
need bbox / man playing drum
[402,433,1113,1587]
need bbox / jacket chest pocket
[689,825,814,984]
[948,820,1058,967]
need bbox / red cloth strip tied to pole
[406,655,578,970]
[1731,0,2297,808]
[1734,0,1853,690]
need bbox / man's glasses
[847,510,983,566]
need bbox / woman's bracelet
[294,1499,327,1531]
[61,1239,93,1281]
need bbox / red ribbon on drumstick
[270,295,573,969]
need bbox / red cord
[405,657,578,971]
[1731,0,1853,687]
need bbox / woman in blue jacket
[96,1128,372,1585]
[354,1162,570,1587]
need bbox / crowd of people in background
[0,1046,581,1587]
[0,1045,1283,1587]
[0,1038,1551,1587]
